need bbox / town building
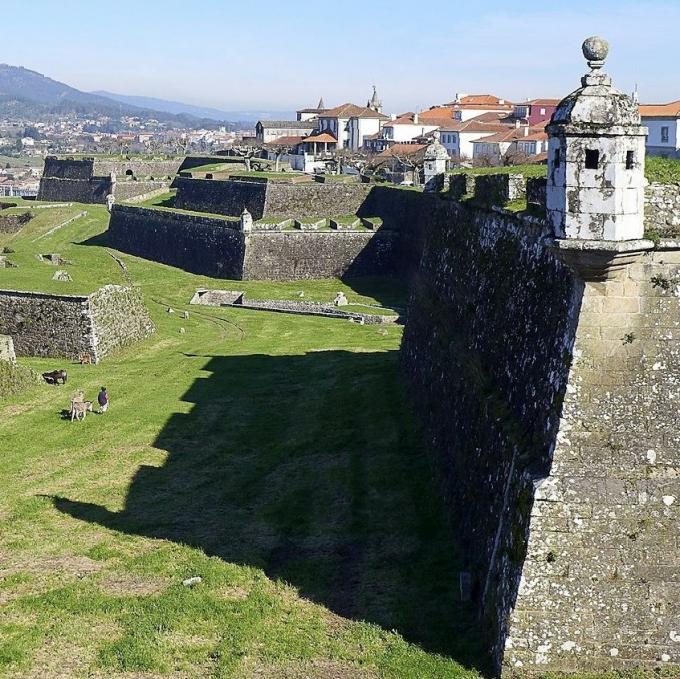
[365,112,446,152]
[317,101,389,151]
[255,120,316,144]
[439,113,511,160]
[639,100,680,158]
[442,93,515,121]
[296,98,326,122]
[471,123,547,163]
[512,98,560,125]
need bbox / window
[540,108,546,115]
[626,150,634,170]
[585,149,599,169]
[661,126,669,143]
[554,148,561,167]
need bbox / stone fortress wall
[401,36,680,677]
[108,185,432,281]
[0,285,155,363]
[37,156,182,204]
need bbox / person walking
[98,386,109,414]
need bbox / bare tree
[391,152,424,185]
[231,145,263,172]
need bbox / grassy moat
[1,203,675,678]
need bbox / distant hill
[93,91,293,123]
[0,64,222,128]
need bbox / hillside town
[3,83,680,197]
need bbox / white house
[640,101,680,158]
[442,94,515,122]
[364,112,444,152]
[471,123,548,163]
[439,114,511,160]
[317,103,388,150]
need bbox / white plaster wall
[643,118,679,150]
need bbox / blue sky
[4,0,679,112]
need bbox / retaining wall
[0,285,155,362]
[401,198,680,675]
[108,205,245,279]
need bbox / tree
[231,145,263,172]
[391,152,425,185]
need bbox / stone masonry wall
[0,211,33,234]
[0,286,155,362]
[0,289,94,359]
[174,178,268,219]
[262,183,373,218]
[401,196,680,675]
[504,246,680,675]
[107,205,245,279]
[242,231,399,280]
[644,183,680,237]
[37,176,112,203]
[173,178,376,220]
[113,181,170,202]
[401,201,582,673]
[88,285,155,361]
[0,334,16,362]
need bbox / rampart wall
[401,199,680,675]
[174,178,268,219]
[173,178,377,220]
[242,231,399,280]
[107,206,245,279]
[108,187,431,280]
[644,183,680,236]
[0,285,155,362]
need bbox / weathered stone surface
[401,194,680,675]
[0,211,33,234]
[644,183,680,237]
[0,285,154,362]
[107,188,431,281]
[37,157,180,204]
[0,334,16,363]
[401,202,581,675]
[108,205,246,279]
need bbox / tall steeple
[367,85,382,113]
[317,96,325,110]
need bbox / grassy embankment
[0,202,480,678]
[1,201,675,678]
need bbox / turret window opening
[585,149,599,169]
[554,148,561,167]
[626,151,634,170]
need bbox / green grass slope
[0,204,480,678]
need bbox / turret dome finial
[582,36,609,71]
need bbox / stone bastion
[0,284,155,363]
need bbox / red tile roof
[526,99,560,106]
[443,94,514,110]
[320,103,388,119]
[471,124,546,144]
[639,101,680,118]
[302,132,337,143]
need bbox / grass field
[1,202,672,679]
[0,202,483,678]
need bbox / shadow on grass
[76,231,110,248]
[52,349,484,671]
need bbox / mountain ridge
[0,64,225,128]
[92,90,293,123]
